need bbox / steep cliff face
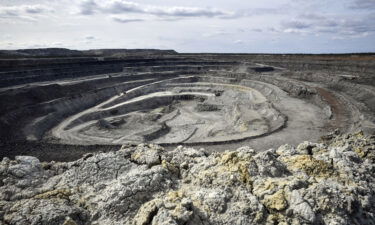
[1,131,374,225]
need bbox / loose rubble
[0,132,374,225]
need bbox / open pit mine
[0,49,374,224]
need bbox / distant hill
[83,49,177,57]
[0,48,82,57]
[0,48,178,58]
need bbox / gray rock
[253,150,289,177]
[0,132,374,225]
[289,190,316,223]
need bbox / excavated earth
[0,49,375,224]
[0,50,374,161]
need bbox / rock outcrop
[0,131,374,225]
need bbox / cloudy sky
[0,0,374,53]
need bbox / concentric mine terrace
[0,49,374,161]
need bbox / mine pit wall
[123,65,233,73]
[204,71,317,98]
[0,59,129,87]
[262,67,375,133]
[254,59,375,74]
[196,76,285,111]
[58,78,287,145]
[191,54,375,72]
[1,79,159,141]
[0,57,100,71]
[195,69,372,135]
[0,64,123,88]
[122,60,236,67]
[0,57,238,88]
[0,53,374,145]
[64,76,200,129]
[1,72,291,145]
[65,94,201,131]
[199,74,327,115]
[100,76,199,109]
[0,72,181,114]
[199,72,357,133]
[0,59,237,142]
[0,57,192,71]
[283,72,375,113]
[183,54,375,85]
[0,76,200,142]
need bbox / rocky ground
[0,131,374,225]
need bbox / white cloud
[1,34,12,40]
[234,40,244,44]
[78,0,234,18]
[78,0,97,15]
[111,16,144,23]
[350,0,375,10]
[202,31,232,38]
[0,4,53,21]
[279,13,375,38]
[0,0,374,53]
[0,40,68,50]
[24,5,52,14]
[85,35,96,40]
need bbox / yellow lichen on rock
[252,178,293,222]
[62,217,78,225]
[131,152,142,161]
[134,199,162,225]
[266,213,288,225]
[217,151,253,185]
[354,147,367,158]
[281,155,336,178]
[34,188,72,200]
[253,178,290,196]
[185,151,254,189]
[166,190,185,202]
[263,189,288,211]
[354,130,364,139]
[162,160,180,175]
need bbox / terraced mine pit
[50,78,286,145]
[0,49,374,161]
